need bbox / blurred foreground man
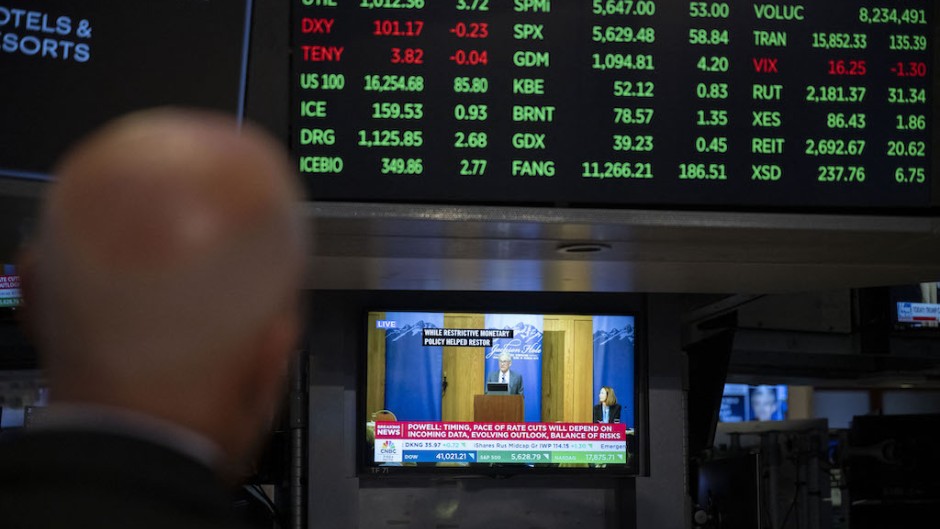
[0,109,307,529]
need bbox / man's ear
[229,307,301,471]
[251,306,302,414]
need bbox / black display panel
[292,1,935,209]
[0,1,252,180]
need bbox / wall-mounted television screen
[719,384,788,422]
[362,310,640,475]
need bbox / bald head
[23,108,307,468]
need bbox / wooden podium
[474,394,523,422]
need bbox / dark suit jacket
[0,429,250,529]
[593,403,622,424]
[486,369,523,395]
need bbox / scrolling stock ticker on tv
[362,311,642,476]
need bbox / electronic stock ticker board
[292,0,935,209]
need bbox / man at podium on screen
[485,352,523,395]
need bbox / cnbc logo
[380,440,397,454]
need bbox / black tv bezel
[357,304,647,479]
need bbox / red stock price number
[449,50,488,66]
[827,59,866,76]
[373,20,425,37]
[391,48,424,64]
[450,22,489,38]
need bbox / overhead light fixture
[556,243,611,254]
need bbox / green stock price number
[613,107,654,125]
[826,113,866,130]
[689,1,729,18]
[888,87,926,104]
[895,167,925,184]
[510,452,545,462]
[582,161,653,179]
[895,114,926,131]
[697,56,729,73]
[695,136,727,154]
[454,132,488,148]
[592,53,654,71]
[381,158,423,175]
[613,134,654,152]
[592,0,657,17]
[358,130,424,148]
[456,0,489,11]
[817,165,865,183]
[454,77,488,94]
[696,83,728,99]
[805,139,866,156]
[613,80,654,98]
[459,159,487,176]
[364,75,425,93]
[454,104,488,121]
[591,25,656,44]
[372,102,424,120]
[696,109,728,127]
[887,140,926,157]
[679,163,727,180]
[689,28,729,45]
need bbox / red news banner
[372,422,630,465]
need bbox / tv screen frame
[358,307,647,478]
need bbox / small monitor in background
[485,382,509,395]
[0,406,25,429]
[0,264,22,309]
[720,384,788,422]
[892,281,940,329]
[0,384,49,430]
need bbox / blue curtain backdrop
[485,313,543,422]
[384,312,444,421]
[592,315,635,427]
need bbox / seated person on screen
[750,385,779,421]
[593,386,622,424]
[0,108,308,529]
[485,352,523,395]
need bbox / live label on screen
[292,0,934,209]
